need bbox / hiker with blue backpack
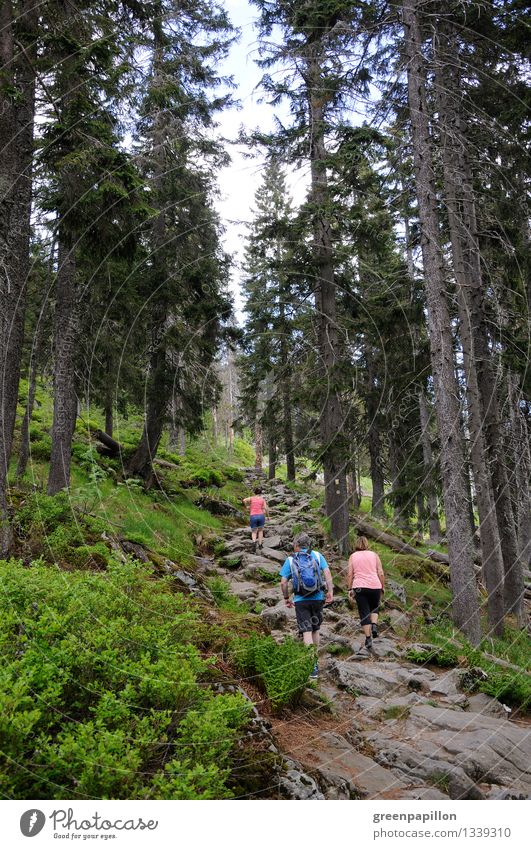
[279,532,334,679]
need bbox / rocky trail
[199,475,531,801]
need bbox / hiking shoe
[365,636,373,650]
[371,624,378,638]
[309,663,319,680]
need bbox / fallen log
[352,517,450,565]
[93,429,123,456]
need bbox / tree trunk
[507,377,531,598]
[435,19,521,628]
[0,0,37,550]
[436,54,504,634]
[416,492,425,541]
[366,350,385,518]
[47,235,79,495]
[104,366,113,438]
[254,417,263,473]
[268,433,276,480]
[279,306,295,480]
[418,389,442,543]
[282,377,295,481]
[306,51,349,551]
[349,470,360,510]
[402,0,480,643]
[212,406,218,446]
[17,352,38,480]
[126,316,167,484]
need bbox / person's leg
[257,517,264,547]
[355,590,373,647]
[369,589,381,636]
[296,603,319,675]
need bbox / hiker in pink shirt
[242,487,270,551]
[347,536,385,652]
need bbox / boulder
[386,608,412,634]
[279,760,325,800]
[370,637,404,659]
[404,705,531,790]
[260,603,289,630]
[386,579,407,605]
[366,733,484,800]
[466,692,511,718]
[262,535,282,550]
[260,546,288,564]
[299,731,410,798]
[243,562,279,582]
[241,552,278,570]
[329,659,405,698]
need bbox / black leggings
[352,587,381,626]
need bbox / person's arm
[242,496,251,507]
[347,555,353,594]
[263,498,270,518]
[376,554,385,592]
[323,567,334,604]
[280,576,293,607]
[280,560,294,607]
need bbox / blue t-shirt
[279,548,328,602]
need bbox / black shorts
[295,599,324,633]
[352,587,381,625]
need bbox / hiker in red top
[243,487,270,551]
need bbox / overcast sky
[213,0,309,317]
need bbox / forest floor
[207,472,531,800]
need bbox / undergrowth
[0,558,251,799]
[230,635,315,710]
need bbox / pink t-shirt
[249,496,266,516]
[349,550,383,590]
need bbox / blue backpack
[289,550,323,597]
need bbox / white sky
[213,0,309,317]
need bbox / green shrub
[230,635,315,710]
[29,424,44,442]
[406,645,459,667]
[206,577,244,612]
[68,542,111,569]
[17,491,72,535]
[224,466,244,482]
[0,558,250,799]
[477,669,531,710]
[29,436,52,461]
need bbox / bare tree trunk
[434,19,522,627]
[403,0,480,643]
[0,0,37,549]
[416,492,425,542]
[507,378,531,581]
[436,59,504,633]
[366,351,385,518]
[212,406,218,446]
[268,433,276,480]
[279,307,295,481]
[418,389,442,543]
[126,303,167,484]
[254,418,263,473]
[47,235,79,494]
[306,52,349,551]
[104,358,113,438]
